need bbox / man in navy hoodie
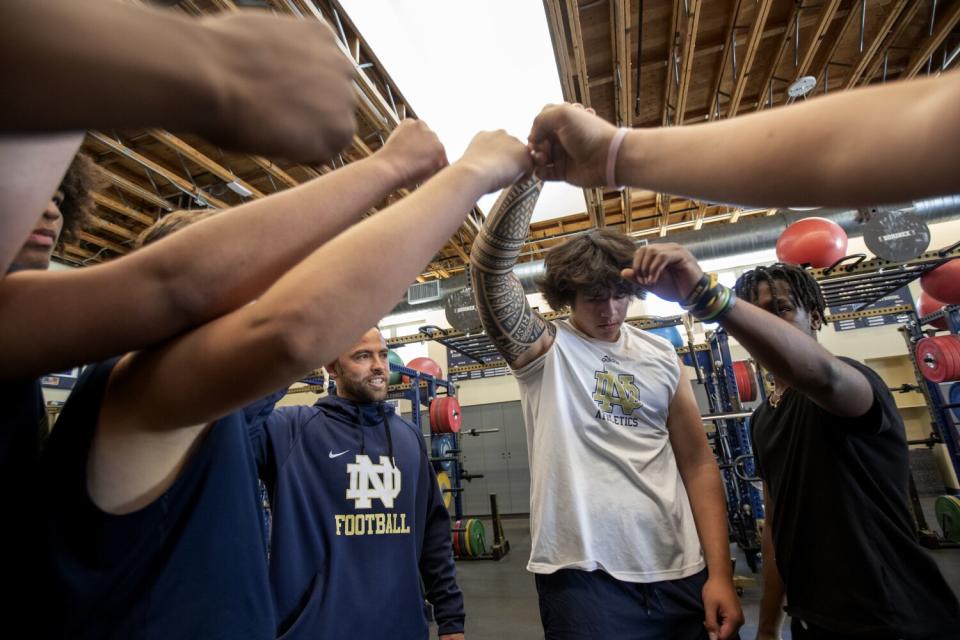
[255,327,465,639]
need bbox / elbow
[252,304,324,378]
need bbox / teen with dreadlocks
[622,243,960,640]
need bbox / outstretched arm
[470,176,555,369]
[529,72,960,207]
[624,243,874,417]
[88,130,531,513]
[0,0,357,162]
[0,119,446,380]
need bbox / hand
[376,119,448,189]
[702,577,745,640]
[439,634,465,640]
[457,130,533,194]
[621,243,705,302]
[527,103,618,187]
[200,12,357,163]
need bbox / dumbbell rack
[901,305,960,500]
[684,329,766,573]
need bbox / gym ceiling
[63,0,960,282]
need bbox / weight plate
[432,434,456,475]
[431,397,463,434]
[452,525,460,559]
[864,210,931,262]
[468,519,486,557]
[444,287,484,333]
[934,495,960,543]
[436,471,452,509]
[942,338,960,383]
[733,361,756,403]
[916,337,957,383]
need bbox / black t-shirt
[751,357,960,638]
[38,358,276,639]
[0,377,47,622]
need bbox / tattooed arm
[470,176,555,369]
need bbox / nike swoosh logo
[329,450,350,459]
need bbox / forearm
[0,156,405,380]
[159,154,406,321]
[470,177,552,365]
[1,0,217,134]
[717,300,868,411]
[0,133,83,273]
[681,461,733,580]
[618,73,959,207]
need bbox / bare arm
[0,0,357,162]
[0,133,83,273]
[667,368,744,639]
[470,176,555,369]
[757,483,785,640]
[625,243,874,417]
[529,72,960,206]
[88,131,531,513]
[0,120,446,380]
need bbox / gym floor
[449,505,960,640]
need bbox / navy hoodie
[252,395,464,639]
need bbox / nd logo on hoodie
[335,454,411,536]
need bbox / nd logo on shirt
[592,366,645,427]
[335,454,411,536]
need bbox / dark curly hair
[135,209,217,248]
[57,153,100,244]
[537,229,645,312]
[734,263,826,330]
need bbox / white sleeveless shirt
[514,319,705,582]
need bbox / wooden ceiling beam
[661,0,682,126]
[88,215,139,242]
[904,2,960,79]
[148,129,265,199]
[250,156,300,189]
[61,243,96,260]
[91,192,155,226]
[728,0,774,117]
[811,0,863,91]
[755,1,803,112]
[707,0,744,122]
[95,165,175,212]
[674,0,703,123]
[78,230,127,255]
[566,0,593,106]
[545,0,577,100]
[795,0,843,79]
[858,1,924,85]
[89,131,229,208]
[843,0,911,88]
[610,0,633,127]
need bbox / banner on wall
[447,348,510,384]
[829,286,914,332]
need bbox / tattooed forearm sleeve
[470,176,554,365]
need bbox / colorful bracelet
[682,274,737,322]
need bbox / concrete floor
[439,506,960,640]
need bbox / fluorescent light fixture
[226,180,253,198]
[339,0,586,223]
